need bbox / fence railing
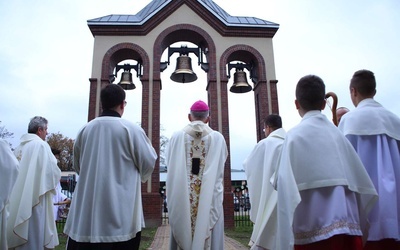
[160,187,252,227]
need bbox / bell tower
[86,0,279,227]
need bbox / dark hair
[101,84,126,110]
[350,69,376,96]
[296,75,325,111]
[264,114,282,129]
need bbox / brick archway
[88,43,150,121]
[220,44,278,142]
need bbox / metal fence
[232,184,252,227]
[56,181,251,230]
[160,183,252,227]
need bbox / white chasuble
[7,134,61,249]
[167,121,227,250]
[0,139,19,250]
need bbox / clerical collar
[100,110,121,117]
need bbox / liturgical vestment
[0,139,19,250]
[243,128,286,250]
[339,98,400,241]
[167,121,227,250]
[275,111,378,249]
[64,116,157,243]
[7,134,61,249]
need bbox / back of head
[28,116,48,134]
[264,114,282,130]
[101,84,126,110]
[296,75,326,111]
[350,69,376,97]
[190,100,210,121]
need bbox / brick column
[209,79,234,228]
[141,78,162,227]
[87,78,98,121]
[253,80,269,141]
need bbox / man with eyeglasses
[243,114,286,250]
[7,116,61,249]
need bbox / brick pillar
[88,78,98,121]
[253,79,270,141]
[141,78,162,227]
[270,80,279,114]
[209,79,234,228]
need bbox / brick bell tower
[86,0,279,227]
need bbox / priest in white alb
[166,100,228,250]
[243,114,285,250]
[7,116,61,250]
[64,84,157,249]
[0,139,19,250]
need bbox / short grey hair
[190,110,209,121]
[28,116,48,134]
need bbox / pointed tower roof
[87,0,279,37]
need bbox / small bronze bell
[170,55,197,83]
[230,69,252,93]
[117,71,136,90]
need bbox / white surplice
[7,134,61,249]
[339,98,400,241]
[166,121,227,250]
[0,139,19,250]
[275,111,378,250]
[243,128,286,250]
[64,116,157,243]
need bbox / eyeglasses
[124,101,127,106]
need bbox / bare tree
[47,132,74,171]
[0,121,14,139]
[160,133,169,166]
[0,121,14,148]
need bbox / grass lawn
[55,226,157,250]
[55,223,251,249]
[225,224,253,247]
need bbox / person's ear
[188,113,192,122]
[350,87,357,97]
[295,99,300,110]
[321,99,327,110]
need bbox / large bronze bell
[230,69,252,93]
[170,55,197,83]
[117,71,136,90]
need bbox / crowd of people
[0,69,399,250]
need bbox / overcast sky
[1,0,399,170]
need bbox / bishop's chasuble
[167,121,227,250]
